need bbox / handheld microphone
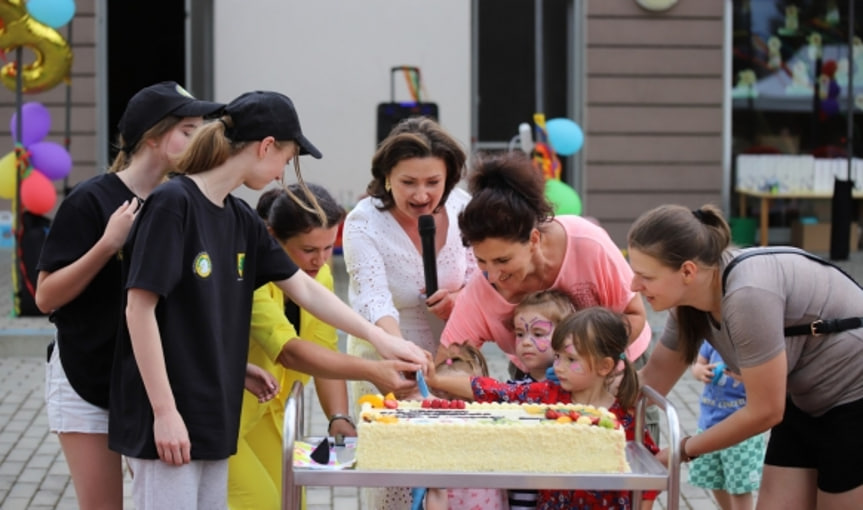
[418,214,438,297]
[518,122,534,154]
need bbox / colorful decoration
[0,0,74,93]
[28,141,71,181]
[1,102,72,213]
[0,150,16,198]
[523,114,584,217]
[546,117,584,157]
[544,177,582,216]
[532,113,561,180]
[20,169,54,214]
[10,101,51,146]
[25,0,75,29]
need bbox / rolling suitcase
[376,66,438,144]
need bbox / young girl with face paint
[419,344,508,510]
[424,307,660,510]
[510,290,575,383]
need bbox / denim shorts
[45,340,109,434]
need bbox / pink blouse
[442,215,651,368]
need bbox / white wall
[213,0,471,208]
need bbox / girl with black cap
[109,90,426,510]
[35,81,223,510]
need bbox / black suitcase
[376,66,439,145]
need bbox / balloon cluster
[522,115,585,217]
[0,102,72,214]
[0,0,75,93]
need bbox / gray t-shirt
[660,249,863,416]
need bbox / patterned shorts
[688,429,766,494]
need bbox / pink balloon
[29,141,72,181]
[10,103,51,147]
[21,171,56,215]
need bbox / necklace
[121,174,145,206]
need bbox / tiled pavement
[5,248,863,509]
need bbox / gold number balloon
[0,0,73,94]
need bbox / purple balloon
[29,141,72,181]
[10,103,51,147]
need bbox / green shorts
[687,429,766,494]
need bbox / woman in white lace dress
[343,117,477,510]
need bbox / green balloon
[544,178,582,216]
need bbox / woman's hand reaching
[369,329,427,365]
[425,287,460,321]
[369,359,423,396]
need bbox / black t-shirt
[108,176,298,460]
[36,173,135,408]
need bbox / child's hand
[245,363,279,403]
[690,360,713,384]
[422,350,438,387]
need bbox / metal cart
[282,382,682,510]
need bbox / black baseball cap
[118,81,224,151]
[223,91,322,159]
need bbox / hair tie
[692,209,705,222]
[619,352,626,361]
[219,117,235,139]
[445,358,453,366]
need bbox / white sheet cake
[356,397,630,473]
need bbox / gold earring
[385,178,391,192]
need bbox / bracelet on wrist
[680,435,699,463]
[328,413,356,432]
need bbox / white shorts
[45,339,109,434]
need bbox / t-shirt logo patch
[237,253,245,279]
[194,252,212,279]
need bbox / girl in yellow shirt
[229,184,412,510]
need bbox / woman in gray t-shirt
[628,203,863,508]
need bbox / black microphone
[418,214,438,297]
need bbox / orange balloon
[20,169,55,214]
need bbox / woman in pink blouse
[438,151,651,376]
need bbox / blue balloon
[27,0,76,29]
[546,118,584,156]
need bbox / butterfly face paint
[515,316,553,351]
[514,313,557,378]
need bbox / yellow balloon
[0,0,73,94]
[0,151,18,199]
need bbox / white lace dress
[343,188,477,510]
